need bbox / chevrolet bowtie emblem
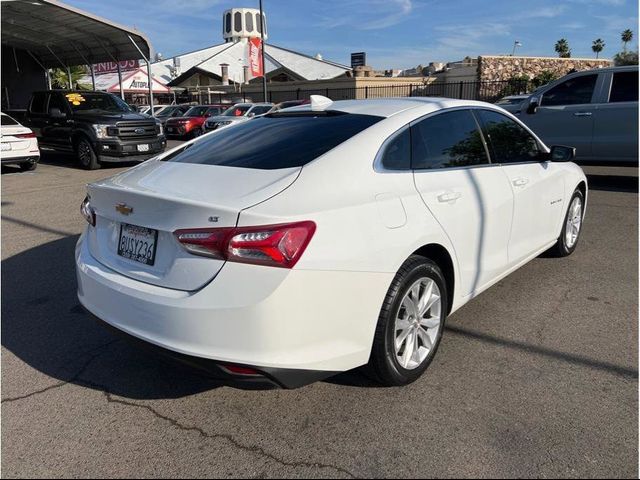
[115,203,133,215]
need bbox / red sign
[249,37,263,78]
[93,60,139,75]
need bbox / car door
[46,92,74,151]
[592,69,639,162]
[475,109,565,266]
[26,92,49,146]
[520,72,600,160]
[412,109,514,297]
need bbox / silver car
[204,103,274,131]
[518,66,638,164]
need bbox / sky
[65,0,639,69]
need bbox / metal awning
[1,0,153,67]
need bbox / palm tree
[622,29,633,52]
[555,38,571,58]
[592,38,605,59]
[50,65,88,89]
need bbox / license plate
[1,143,11,151]
[137,144,150,152]
[117,223,158,266]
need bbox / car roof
[286,97,494,118]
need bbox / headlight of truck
[92,124,112,139]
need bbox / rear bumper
[95,136,166,161]
[75,230,391,387]
[1,154,39,164]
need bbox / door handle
[512,177,529,187]
[573,112,592,117]
[437,192,462,203]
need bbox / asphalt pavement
[1,149,637,478]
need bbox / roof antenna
[310,95,333,111]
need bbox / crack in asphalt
[77,377,357,478]
[1,339,119,404]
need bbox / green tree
[622,29,634,52]
[613,50,639,66]
[591,38,605,59]
[555,38,571,58]
[532,70,560,88]
[50,65,88,89]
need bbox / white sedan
[1,112,40,171]
[76,96,587,388]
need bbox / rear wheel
[366,255,448,386]
[547,189,584,257]
[76,137,100,170]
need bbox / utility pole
[259,0,267,102]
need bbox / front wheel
[547,189,584,257]
[366,255,448,386]
[75,137,100,170]
[191,127,203,139]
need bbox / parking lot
[1,149,638,478]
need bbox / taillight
[15,132,36,139]
[80,196,96,226]
[174,221,316,268]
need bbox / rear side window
[379,128,411,170]
[609,71,638,103]
[47,93,67,114]
[477,110,540,164]
[541,74,597,106]
[1,115,18,126]
[165,112,383,170]
[411,110,489,169]
[30,93,47,114]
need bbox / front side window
[477,110,540,164]
[541,74,597,106]
[609,71,638,103]
[206,106,224,116]
[47,93,67,114]
[165,112,382,170]
[411,110,489,169]
[379,128,411,170]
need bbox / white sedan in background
[76,96,587,388]
[203,102,274,131]
[1,112,40,171]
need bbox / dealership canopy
[1,0,153,68]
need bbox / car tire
[191,127,203,139]
[75,137,100,170]
[366,255,448,387]
[547,188,584,257]
[19,159,37,171]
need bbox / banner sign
[351,52,366,68]
[94,60,139,75]
[249,37,263,78]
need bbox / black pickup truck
[25,90,166,170]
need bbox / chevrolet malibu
[76,97,587,388]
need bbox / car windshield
[163,111,383,170]
[1,115,19,126]
[185,106,210,117]
[221,105,251,117]
[65,92,132,113]
[156,106,180,117]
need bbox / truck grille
[112,122,159,139]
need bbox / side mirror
[549,145,575,162]
[526,97,539,114]
[50,107,66,119]
[247,112,256,118]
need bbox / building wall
[477,55,613,82]
[1,46,48,110]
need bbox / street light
[511,40,522,56]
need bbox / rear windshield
[1,115,18,126]
[164,112,383,170]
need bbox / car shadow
[1,235,227,400]
[585,173,638,193]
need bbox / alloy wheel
[565,197,582,249]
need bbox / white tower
[222,8,267,43]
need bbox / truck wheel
[76,137,100,170]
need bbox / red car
[165,105,226,138]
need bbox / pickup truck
[26,90,166,170]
